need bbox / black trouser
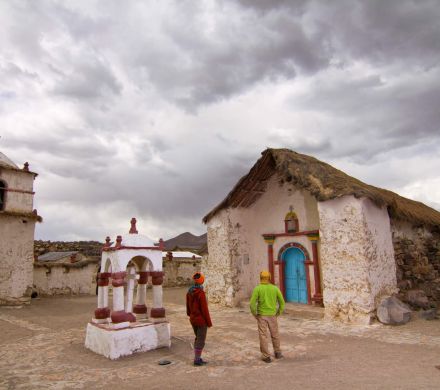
[192,325,208,350]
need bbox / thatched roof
[203,148,440,228]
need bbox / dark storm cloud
[1,0,440,240]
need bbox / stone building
[0,151,41,305]
[162,251,202,287]
[34,251,100,296]
[203,148,440,324]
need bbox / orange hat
[193,272,205,284]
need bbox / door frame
[278,242,312,304]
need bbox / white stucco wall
[318,196,397,324]
[33,261,99,296]
[1,169,35,212]
[205,175,320,306]
[0,215,35,305]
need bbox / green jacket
[250,283,285,316]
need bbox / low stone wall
[33,258,100,296]
[34,240,103,258]
[162,257,201,287]
[392,222,440,307]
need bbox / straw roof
[203,148,440,229]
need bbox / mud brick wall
[393,230,440,306]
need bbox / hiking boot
[275,352,284,359]
[194,358,208,366]
[262,357,272,363]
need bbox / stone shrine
[85,218,171,359]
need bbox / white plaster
[152,285,162,308]
[103,286,109,308]
[97,286,105,308]
[135,283,147,307]
[85,322,171,360]
[318,196,397,324]
[125,267,136,312]
[112,286,125,312]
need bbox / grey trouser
[192,325,207,350]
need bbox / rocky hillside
[163,232,207,253]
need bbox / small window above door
[284,210,299,233]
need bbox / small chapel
[0,151,41,306]
[202,148,440,324]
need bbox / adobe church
[0,152,41,305]
[203,148,440,324]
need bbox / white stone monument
[85,218,171,359]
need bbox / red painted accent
[263,230,319,239]
[133,304,148,314]
[97,276,110,287]
[111,310,131,324]
[100,272,111,278]
[94,307,110,319]
[115,235,122,248]
[267,244,274,283]
[126,312,137,322]
[151,271,164,285]
[129,217,138,234]
[277,242,310,262]
[311,240,323,305]
[277,242,312,303]
[304,260,313,304]
[279,261,285,297]
[138,271,149,284]
[150,308,166,318]
[159,238,164,251]
[4,187,35,195]
[111,271,126,287]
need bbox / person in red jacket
[186,272,212,366]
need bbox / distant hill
[163,232,207,253]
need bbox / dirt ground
[1,288,440,390]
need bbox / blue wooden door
[283,247,307,303]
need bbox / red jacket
[186,287,212,327]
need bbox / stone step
[239,300,324,320]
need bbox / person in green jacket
[250,270,285,363]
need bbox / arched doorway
[282,247,307,303]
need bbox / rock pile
[34,240,104,259]
[394,236,440,308]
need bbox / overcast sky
[1,0,439,242]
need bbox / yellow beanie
[260,270,271,283]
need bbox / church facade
[203,149,440,324]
